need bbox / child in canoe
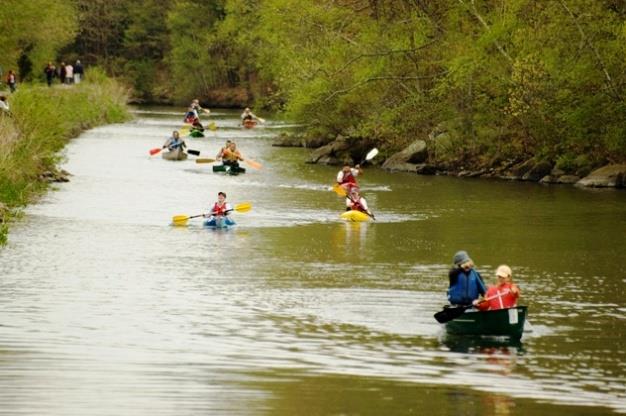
[473,265,520,310]
[203,192,235,227]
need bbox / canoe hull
[340,210,370,222]
[243,119,257,129]
[445,306,527,339]
[189,130,204,138]
[162,148,188,161]
[212,165,246,175]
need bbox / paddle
[332,183,348,197]
[172,202,252,225]
[244,158,263,170]
[208,122,217,131]
[433,291,511,324]
[149,147,162,156]
[196,158,216,164]
[187,149,200,156]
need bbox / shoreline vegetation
[0,69,130,244]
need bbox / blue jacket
[447,268,486,305]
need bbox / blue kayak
[203,216,236,228]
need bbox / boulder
[272,133,304,148]
[577,164,626,188]
[416,164,438,175]
[558,175,581,184]
[382,162,418,173]
[382,140,427,171]
[308,135,352,164]
[522,161,552,182]
[506,159,535,180]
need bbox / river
[0,107,624,415]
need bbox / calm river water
[0,107,624,415]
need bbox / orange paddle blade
[245,159,263,170]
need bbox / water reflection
[330,222,371,260]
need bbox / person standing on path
[65,63,74,84]
[44,62,56,86]
[58,62,66,84]
[6,70,17,93]
[73,60,84,84]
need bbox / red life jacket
[340,171,357,185]
[348,197,365,212]
[480,283,519,310]
[213,202,228,216]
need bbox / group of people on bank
[44,60,84,87]
[447,250,520,311]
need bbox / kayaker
[204,192,232,220]
[473,265,520,310]
[346,188,375,219]
[190,118,205,133]
[215,140,232,161]
[183,106,198,124]
[222,142,244,169]
[447,250,487,306]
[191,99,210,115]
[337,163,362,193]
[162,130,187,152]
[240,107,261,125]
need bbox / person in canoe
[183,106,198,124]
[222,142,244,169]
[473,265,520,311]
[337,163,363,194]
[240,107,262,126]
[215,140,232,161]
[163,130,187,152]
[447,250,487,306]
[203,191,235,226]
[189,118,205,137]
[345,188,375,219]
[191,99,210,116]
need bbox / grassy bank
[0,68,130,244]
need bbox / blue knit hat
[453,250,471,266]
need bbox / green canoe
[189,130,204,138]
[444,306,527,339]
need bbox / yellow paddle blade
[332,183,347,197]
[196,158,216,164]
[172,215,190,225]
[245,158,263,170]
[208,122,217,131]
[234,202,252,213]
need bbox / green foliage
[0,0,77,80]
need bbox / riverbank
[273,133,626,190]
[0,69,130,244]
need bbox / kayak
[340,210,370,222]
[213,165,246,175]
[243,119,257,129]
[203,216,236,228]
[189,130,204,138]
[162,147,188,161]
[444,306,527,339]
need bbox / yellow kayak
[340,210,370,222]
